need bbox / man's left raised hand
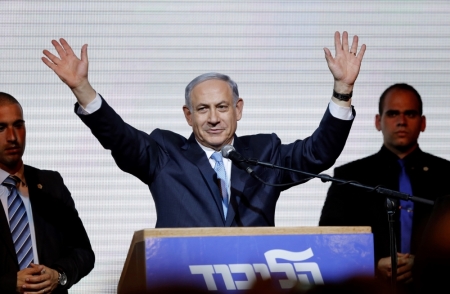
[324,31,366,96]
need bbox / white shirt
[0,167,40,264]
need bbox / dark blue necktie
[398,159,414,253]
[211,152,229,218]
[4,176,34,269]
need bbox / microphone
[221,145,255,175]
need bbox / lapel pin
[37,184,43,189]
[423,166,429,172]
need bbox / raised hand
[324,31,366,95]
[42,38,96,106]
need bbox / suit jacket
[77,97,354,228]
[0,165,95,294]
[319,146,450,263]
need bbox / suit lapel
[182,134,226,224]
[0,197,17,263]
[225,136,251,226]
[24,166,45,261]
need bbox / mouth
[395,131,408,136]
[5,147,21,153]
[207,129,224,134]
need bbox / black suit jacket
[319,146,450,263]
[77,97,354,228]
[0,165,95,294]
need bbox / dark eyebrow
[404,110,419,114]
[385,110,400,114]
[384,110,420,116]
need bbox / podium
[118,227,373,293]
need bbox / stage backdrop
[1,1,450,292]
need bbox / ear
[375,114,382,131]
[235,98,244,121]
[421,115,426,132]
[183,105,193,126]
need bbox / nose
[6,127,17,142]
[208,109,220,124]
[397,113,407,125]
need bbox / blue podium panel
[143,231,373,292]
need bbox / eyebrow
[384,110,420,114]
[0,119,25,125]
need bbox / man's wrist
[333,81,354,95]
[332,90,353,101]
[57,269,67,286]
[71,81,97,108]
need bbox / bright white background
[2,1,450,292]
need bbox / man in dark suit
[0,93,94,293]
[41,31,366,227]
[319,84,450,291]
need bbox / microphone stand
[244,158,434,205]
[242,158,433,294]
[386,198,398,293]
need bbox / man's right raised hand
[42,38,96,107]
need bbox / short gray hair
[184,72,239,110]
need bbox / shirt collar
[196,139,235,159]
[0,164,27,187]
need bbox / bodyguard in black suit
[0,93,94,293]
[319,84,450,292]
[41,32,366,228]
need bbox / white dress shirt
[0,166,40,264]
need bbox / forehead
[191,79,233,103]
[382,89,421,112]
[0,103,23,121]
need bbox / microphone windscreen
[221,145,235,158]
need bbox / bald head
[0,92,21,108]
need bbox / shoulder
[419,150,450,166]
[334,153,379,173]
[237,133,280,146]
[24,165,62,178]
[150,128,188,145]
[24,165,66,195]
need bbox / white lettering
[229,264,256,290]
[189,248,324,291]
[189,265,217,290]
[213,264,236,290]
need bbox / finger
[41,57,58,70]
[334,31,342,53]
[42,49,61,65]
[356,44,366,61]
[29,263,44,271]
[396,271,412,281]
[80,44,89,63]
[398,258,412,268]
[23,265,43,275]
[26,273,48,283]
[323,47,334,63]
[51,39,67,58]
[342,31,349,52]
[22,279,48,291]
[60,38,75,56]
[350,35,358,55]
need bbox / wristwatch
[333,90,353,101]
[58,271,67,286]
